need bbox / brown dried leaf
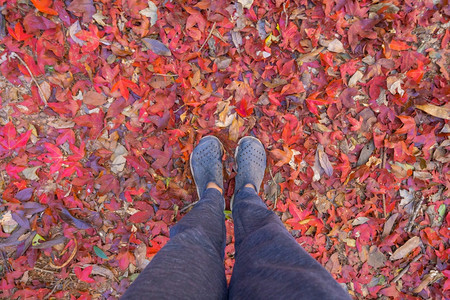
[229,116,244,141]
[142,38,172,56]
[39,81,51,103]
[368,246,386,269]
[67,0,96,24]
[357,141,375,166]
[416,103,450,120]
[327,39,345,53]
[390,236,422,261]
[83,91,107,106]
[317,145,333,177]
[271,146,293,167]
[382,213,399,238]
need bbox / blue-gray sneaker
[190,136,224,199]
[233,136,266,199]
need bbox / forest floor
[0,0,449,299]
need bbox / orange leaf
[389,40,410,51]
[31,0,58,15]
[7,24,33,41]
[111,78,139,99]
[270,146,293,167]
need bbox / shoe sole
[189,135,224,200]
[230,136,264,210]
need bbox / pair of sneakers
[190,136,267,204]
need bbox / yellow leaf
[299,218,312,225]
[32,233,45,246]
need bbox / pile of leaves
[0,0,448,298]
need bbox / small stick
[392,253,423,283]
[33,267,56,274]
[381,147,387,218]
[199,22,217,52]
[49,239,78,269]
[44,279,62,300]
[269,168,278,210]
[10,52,48,106]
[152,73,179,77]
[283,3,288,26]
[406,193,425,233]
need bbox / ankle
[206,182,223,195]
[244,183,256,191]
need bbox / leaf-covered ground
[0,0,449,298]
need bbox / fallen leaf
[134,243,150,270]
[416,103,450,120]
[22,166,40,180]
[229,115,244,141]
[327,39,345,53]
[389,40,410,51]
[413,270,442,293]
[413,171,433,181]
[140,1,158,26]
[390,236,422,261]
[15,188,34,201]
[93,245,108,259]
[83,264,116,280]
[387,76,404,96]
[74,266,96,283]
[69,21,86,46]
[348,70,363,87]
[238,0,254,9]
[356,141,375,166]
[317,144,333,177]
[352,216,370,226]
[368,246,387,269]
[67,0,96,24]
[32,236,66,249]
[59,208,92,230]
[271,146,293,167]
[382,213,399,237]
[83,90,107,106]
[142,38,172,56]
[0,212,19,234]
[111,144,128,174]
[31,0,58,15]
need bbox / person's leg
[229,136,350,299]
[229,187,350,299]
[121,188,227,300]
[121,136,227,299]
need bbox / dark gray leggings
[121,187,351,299]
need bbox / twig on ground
[406,193,425,233]
[283,3,288,27]
[44,279,63,300]
[392,253,423,283]
[269,168,278,211]
[199,22,217,52]
[381,147,387,218]
[9,52,48,106]
[152,73,179,77]
[49,239,78,269]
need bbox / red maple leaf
[0,122,31,151]
[8,24,33,41]
[30,0,58,15]
[111,78,139,99]
[235,98,254,117]
[42,143,64,174]
[389,40,410,51]
[74,266,95,283]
